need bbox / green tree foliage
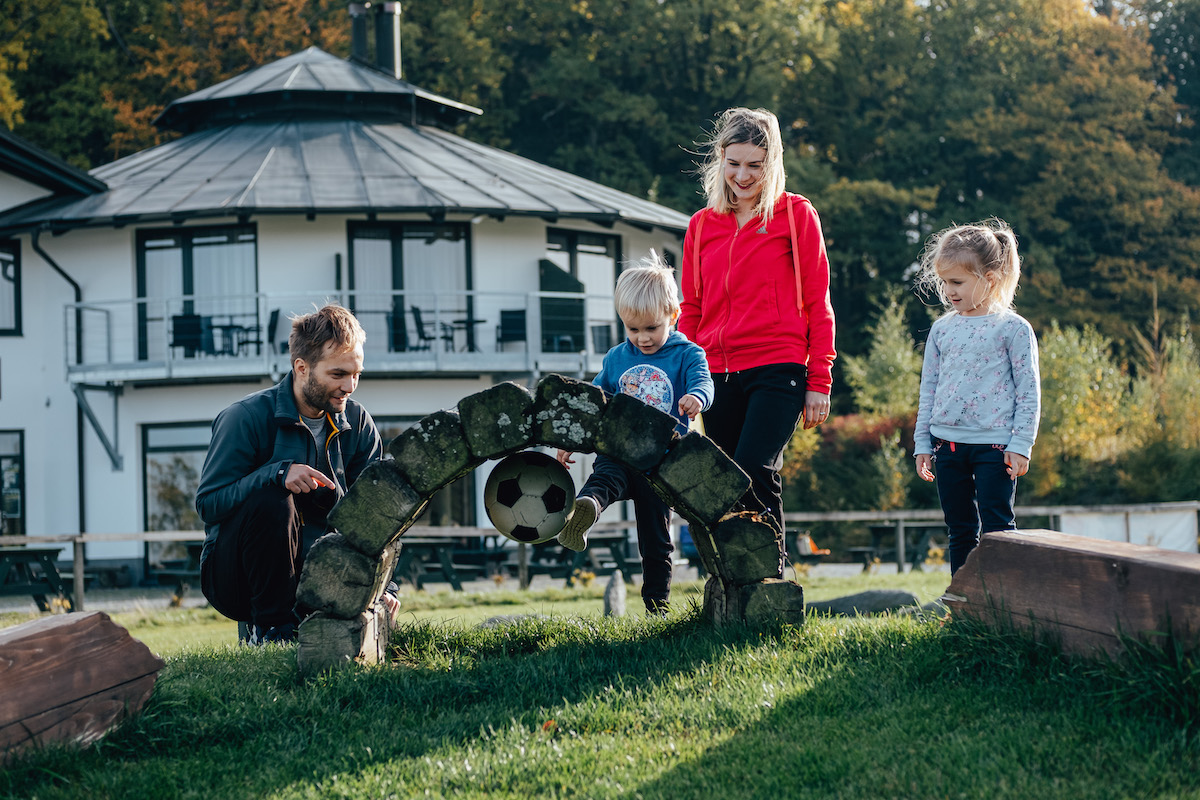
[3,0,111,168]
[841,288,924,420]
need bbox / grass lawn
[1,571,1196,799]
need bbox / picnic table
[392,527,509,591]
[0,546,74,611]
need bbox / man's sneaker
[557,496,600,552]
[241,621,298,646]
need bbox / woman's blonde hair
[614,250,681,320]
[699,107,787,222]
[915,218,1022,315]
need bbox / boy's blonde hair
[614,250,681,320]
[915,218,1022,315]
[698,107,787,223]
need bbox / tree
[3,0,111,168]
[1034,321,1130,499]
[841,287,924,419]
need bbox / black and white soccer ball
[483,451,575,544]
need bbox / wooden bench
[563,528,640,586]
[391,528,507,591]
[150,542,204,595]
[0,547,75,612]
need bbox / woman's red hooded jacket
[679,192,836,393]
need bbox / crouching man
[196,304,386,644]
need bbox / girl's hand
[556,449,575,467]
[802,390,831,430]
[679,394,702,419]
[1004,451,1029,478]
[915,454,934,482]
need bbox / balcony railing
[64,290,622,384]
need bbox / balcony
[64,290,621,385]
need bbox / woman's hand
[802,390,831,430]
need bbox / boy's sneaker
[557,496,600,552]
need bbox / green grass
[2,573,1196,799]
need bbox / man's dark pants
[201,486,305,629]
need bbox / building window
[545,229,621,353]
[349,222,471,353]
[136,225,259,360]
[142,423,210,570]
[376,417,476,528]
[0,431,24,536]
[0,240,20,336]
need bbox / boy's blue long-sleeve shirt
[593,330,714,435]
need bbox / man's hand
[381,592,400,620]
[285,463,333,494]
[556,449,575,466]
[679,394,702,419]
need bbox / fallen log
[0,611,164,762]
[943,530,1200,657]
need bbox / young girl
[913,219,1041,575]
[680,107,836,531]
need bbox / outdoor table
[0,546,74,611]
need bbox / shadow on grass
[3,609,1198,799]
[0,608,764,798]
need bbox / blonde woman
[680,107,836,530]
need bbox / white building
[0,31,687,582]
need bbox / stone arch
[295,374,806,675]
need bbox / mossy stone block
[650,433,749,527]
[386,409,481,495]
[295,533,400,619]
[327,460,428,558]
[595,392,678,472]
[531,374,605,451]
[708,512,785,584]
[457,381,535,459]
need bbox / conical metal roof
[0,48,688,235]
[154,47,481,133]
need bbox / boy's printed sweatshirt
[593,330,714,436]
[914,311,1041,458]
[679,192,837,393]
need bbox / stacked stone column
[295,375,805,676]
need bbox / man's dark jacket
[194,371,382,567]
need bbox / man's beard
[302,373,337,416]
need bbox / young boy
[556,251,714,615]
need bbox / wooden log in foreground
[0,611,164,761]
[944,530,1200,657]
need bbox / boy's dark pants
[580,455,673,611]
[703,363,807,526]
[932,440,1017,574]
[201,486,306,629]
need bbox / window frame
[0,239,22,336]
[134,224,259,360]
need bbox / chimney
[374,2,403,80]
[349,3,370,65]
